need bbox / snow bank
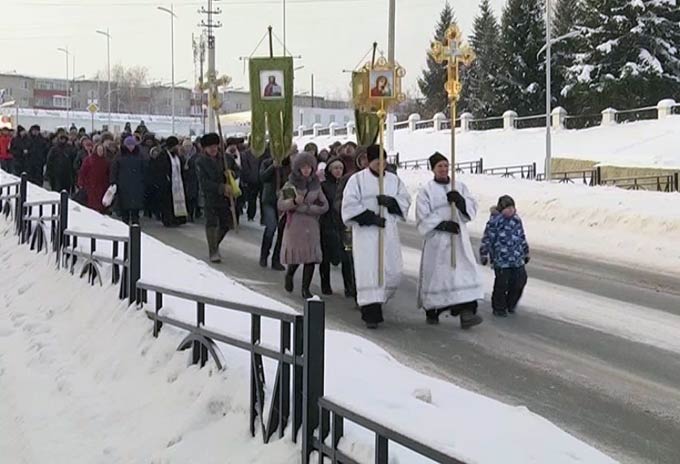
[0,177,619,463]
[296,115,680,169]
[400,171,680,275]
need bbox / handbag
[102,185,117,207]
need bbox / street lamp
[57,47,70,126]
[158,4,177,134]
[96,28,112,129]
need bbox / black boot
[320,261,332,295]
[285,265,297,293]
[260,233,273,268]
[460,308,483,329]
[301,264,314,299]
[425,310,439,325]
[206,226,221,263]
[341,253,356,298]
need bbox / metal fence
[1,174,475,464]
[0,176,22,228]
[551,169,599,186]
[600,173,679,192]
[484,163,537,180]
[469,116,504,131]
[514,114,546,130]
[397,158,483,174]
[615,107,658,124]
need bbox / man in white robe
[341,145,411,329]
[416,152,483,329]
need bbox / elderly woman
[277,152,329,299]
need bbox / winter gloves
[352,210,386,228]
[435,221,460,234]
[447,190,470,220]
[376,195,403,218]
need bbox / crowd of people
[0,121,530,330]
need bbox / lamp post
[545,0,552,180]
[96,28,112,129]
[57,47,70,126]
[158,4,177,134]
[387,0,396,154]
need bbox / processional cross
[429,26,475,267]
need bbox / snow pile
[296,114,680,169]
[0,177,619,463]
[400,171,680,274]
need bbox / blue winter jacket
[480,211,529,269]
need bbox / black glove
[434,221,460,234]
[447,190,469,219]
[352,210,386,228]
[376,195,403,217]
[524,256,530,264]
[480,256,489,266]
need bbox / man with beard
[341,144,411,329]
[197,133,237,263]
[157,136,188,227]
[26,125,49,185]
[46,133,74,193]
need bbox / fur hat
[429,152,448,170]
[497,195,516,211]
[201,133,220,148]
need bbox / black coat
[259,155,291,208]
[26,134,49,184]
[10,135,30,175]
[320,168,344,266]
[184,152,200,201]
[111,147,146,211]
[46,143,74,192]
[196,153,235,209]
[240,149,260,186]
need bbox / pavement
[142,217,680,464]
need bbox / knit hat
[165,136,180,149]
[123,135,138,149]
[366,144,384,163]
[201,133,220,148]
[429,152,448,170]
[497,195,516,211]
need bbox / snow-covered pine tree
[463,0,504,119]
[417,1,457,118]
[570,0,680,113]
[498,0,546,116]
[552,0,580,110]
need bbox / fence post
[57,190,69,262]
[301,298,325,464]
[17,173,27,237]
[532,162,537,180]
[129,224,141,305]
[478,158,484,174]
[596,166,603,186]
[674,172,679,192]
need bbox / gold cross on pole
[429,25,475,268]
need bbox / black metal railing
[564,114,602,130]
[414,120,435,130]
[615,107,658,124]
[62,226,141,303]
[600,173,679,192]
[334,127,348,136]
[551,169,598,186]
[514,115,547,130]
[397,158,483,173]
[484,163,537,180]
[21,190,69,256]
[318,128,330,136]
[314,397,466,464]
[469,116,504,131]
[0,176,22,225]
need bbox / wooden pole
[377,101,386,287]
[214,109,239,233]
[450,69,458,268]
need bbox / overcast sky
[3,0,506,98]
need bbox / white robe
[341,169,412,307]
[416,179,484,310]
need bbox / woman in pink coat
[277,152,329,298]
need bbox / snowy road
[143,219,680,464]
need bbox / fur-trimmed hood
[289,152,320,191]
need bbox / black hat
[201,132,220,148]
[497,195,516,211]
[429,152,448,170]
[366,144,384,163]
[226,136,244,147]
[165,136,179,149]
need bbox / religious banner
[352,71,380,146]
[248,56,294,162]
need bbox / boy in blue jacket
[480,195,529,317]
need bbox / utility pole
[387,0,396,153]
[57,47,70,127]
[200,0,222,133]
[97,29,112,130]
[545,0,552,180]
[158,4,177,134]
[283,0,287,56]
